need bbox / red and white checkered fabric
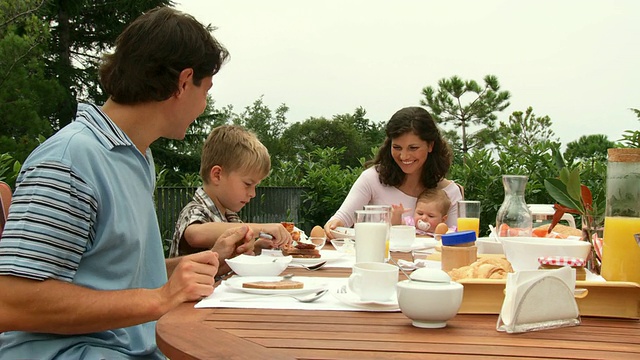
[537,256,586,267]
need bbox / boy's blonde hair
[417,188,450,216]
[200,125,271,184]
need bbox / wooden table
[157,251,640,359]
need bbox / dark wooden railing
[154,186,307,241]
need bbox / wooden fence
[154,186,307,240]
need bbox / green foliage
[264,148,363,233]
[618,108,640,148]
[0,0,65,163]
[279,107,384,169]
[0,152,21,187]
[564,134,617,166]
[420,74,511,155]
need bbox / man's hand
[212,225,255,259]
[162,251,219,306]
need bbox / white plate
[331,284,399,310]
[330,227,355,239]
[224,276,327,295]
[390,238,439,252]
[290,250,344,265]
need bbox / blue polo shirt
[0,103,167,359]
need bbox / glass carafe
[601,148,640,283]
[496,175,532,237]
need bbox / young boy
[392,188,450,235]
[170,125,293,263]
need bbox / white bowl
[225,254,292,276]
[396,269,464,328]
[501,237,591,271]
[330,239,355,254]
[476,237,504,254]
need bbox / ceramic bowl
[225,254,292,276]
[330,239,355,254]
[501,237,591,271]
[396,268,464,328]
[476,237,504,254]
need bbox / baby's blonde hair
[200,125,271,184]
[417,188,450,216]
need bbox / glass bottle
[495,175,532,237]
[601,148,640,283]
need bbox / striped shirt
[0,103,166,359]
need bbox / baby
[392,188,451,235]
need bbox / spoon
[221,289,329,303]
[289,261,327,271]
[388,257,412,281]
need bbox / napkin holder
[497,269,580,333]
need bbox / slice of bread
[282,248,321,258]
[242,279,304,290]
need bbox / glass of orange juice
[457,200,481,237]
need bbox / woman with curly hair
[324,106,462,238]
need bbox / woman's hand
[324,219,344,240]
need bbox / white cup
[390,225,416,248]
[348,262,399,301]
[354,209,389,263]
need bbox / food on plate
[447,257,513,281]
[310,225,326,238]
[532,224,582,238]
[281,221,301,241]
[283,242,321,258]
[242,279,304,290]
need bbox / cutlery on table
[288,261,327,271]
[221,289,329,303]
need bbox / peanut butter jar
[441,231,477,272]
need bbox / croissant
[448,257,513,281]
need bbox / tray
[457,278,640,319]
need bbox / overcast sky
[174,0,639,147]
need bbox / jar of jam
[537,256,586,281]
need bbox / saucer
[331,284,399,310]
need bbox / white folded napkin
[396,259,441,271]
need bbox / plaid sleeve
[169,201,217,258]
[0,161,96,282]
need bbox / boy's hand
[258,223,293,248]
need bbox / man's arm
[0,251,219,335]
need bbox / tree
[40,0,173,130]
[0,0,65,162]
[495,107,559,154]
[619,108,640,148]
[420,75,511,159]
[564,134,616,166]
[232,96,289,163]
[279,108,385,169]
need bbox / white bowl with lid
[396,268,464,328]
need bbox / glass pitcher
[496,175,532,237]
[601,148,640,283]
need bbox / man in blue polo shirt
[0,7,255,359]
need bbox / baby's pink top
[329,167,463,228]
